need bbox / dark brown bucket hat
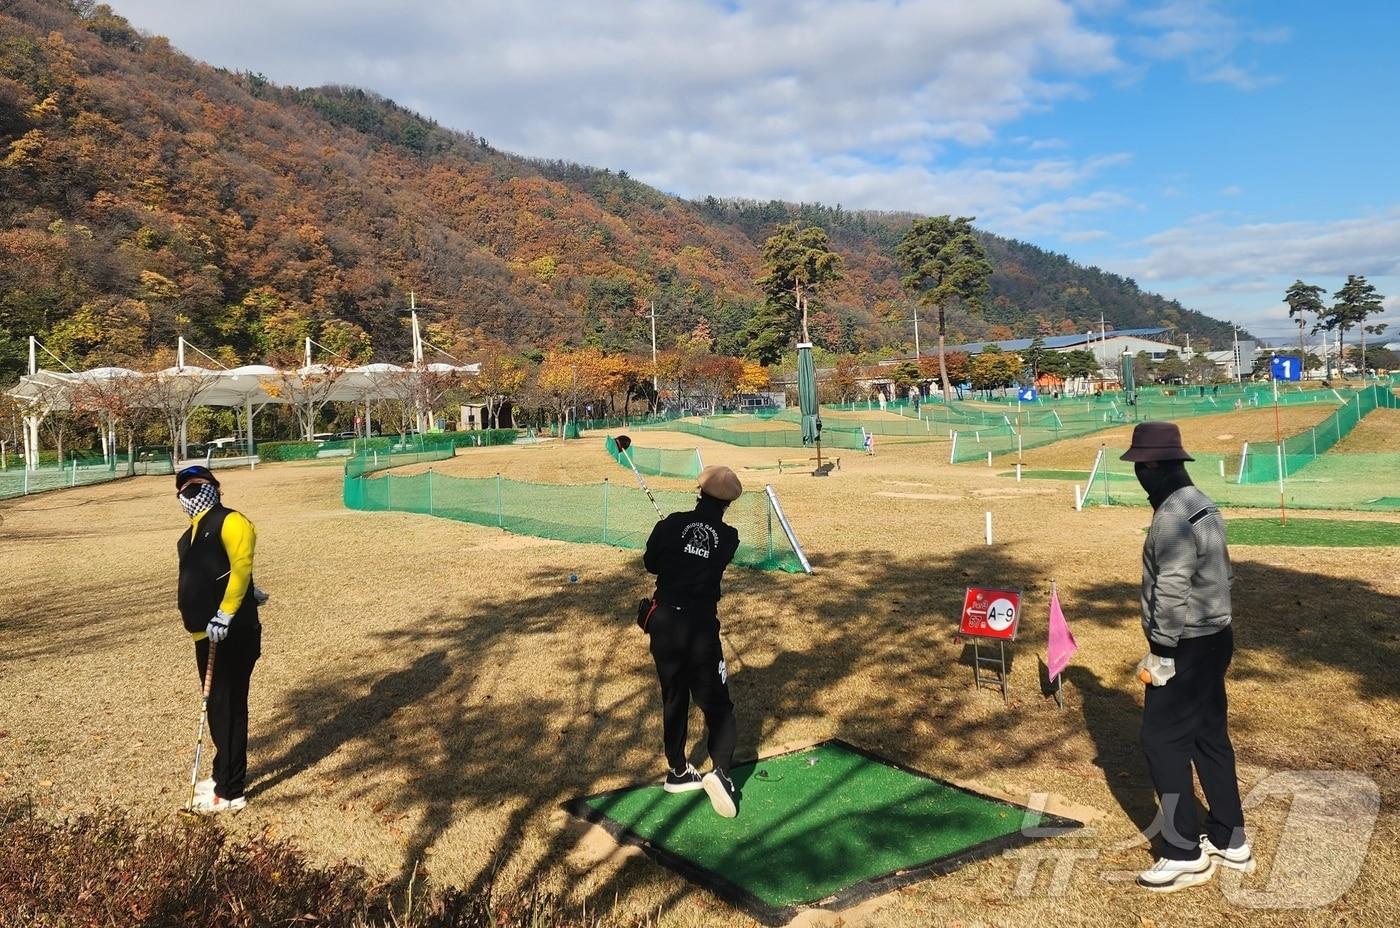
[1120,421,1194,462]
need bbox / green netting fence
[344,440,457,478]
[948,387,1360,466]
[343,469,808,572]
[0,456,176,501]
[642,416,867,450]
[1237,384,1399,484]
[603,436,702,479]
[1082,446,1400,513]
[770,407,945,438]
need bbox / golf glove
[252,585,270,605]
[206,610,233,643]
[1136,653,1176,687]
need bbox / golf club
[183,641,217,813]
[614,434,664,519]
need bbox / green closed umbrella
[1120,349,1136,412]
[797,343,821,447]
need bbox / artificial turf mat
[1226,517,1400,547]
[566,740,1081,924]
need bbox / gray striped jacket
[1141,485,1233,655]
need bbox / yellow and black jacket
[177,504,259,640]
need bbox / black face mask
[1135,461,1192,509]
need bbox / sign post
[959,586,1022,705]
[1269,354,1299,525]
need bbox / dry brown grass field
[1,412,1397,928]
[1332,407,1400,453]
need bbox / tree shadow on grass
[241,537,1400,922]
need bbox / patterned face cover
[179,482,220,519]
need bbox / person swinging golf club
[1123,423,1253,891]
[642,464,743,818]
[175,465,266,814]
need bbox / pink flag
[1046,585,1078,680]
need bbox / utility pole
[1232,325,1241,383]
[410,291,427,434]
[649,300,658,393]
[913,304,921,360]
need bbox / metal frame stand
[972,639,1010,705]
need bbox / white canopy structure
[6,332,478,470]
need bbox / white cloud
[1129,1,1282,90]
[113,0,1127,225]
[1097,210,1400,330]
[1220,184,1243,197]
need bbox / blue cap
[175,464,219,491]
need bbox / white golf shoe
[702,770,737,819]
[193,777,215,798]
[188,793,247,815]
[1136,853,1216,892]
[1201,835,1257,872]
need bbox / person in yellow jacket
[175,465,265,813]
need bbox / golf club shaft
[621,447,664,519]
[187,641,218,807]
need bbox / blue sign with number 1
[1270,356,1302,381]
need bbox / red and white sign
[959,587,1022,641]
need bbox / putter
[183,641,218,814]
[614,435,664,518]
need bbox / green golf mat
[565,740,1081,924]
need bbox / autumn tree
[70,369,161,469]
[690,354,744,414]
[968,347,1023,395]
[896,216,992,401]
[742,223,843,365]
[829,356,864,403]
[473,341,530,428]
[737,359,770,396]
[890,361,921,398]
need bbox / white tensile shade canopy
[5,340,479,470]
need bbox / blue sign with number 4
[1270,356,1302,381]
[1017,386,1038,402]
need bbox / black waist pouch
[636,597,657,632]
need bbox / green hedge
[255,441,322,461]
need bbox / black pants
[648,605,736,774]
[194,628,260,800]
[1141,626,1245,859]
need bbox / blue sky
[112,0,1399,341]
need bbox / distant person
[175,465,267,814]
[863,432,875,455]
[641,466,743,818]
[1121,424,1251,892]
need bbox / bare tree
[146,367,217,458]
[70,373,163,473]
[264,364,347,441]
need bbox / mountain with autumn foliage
[0,0,1241,383]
